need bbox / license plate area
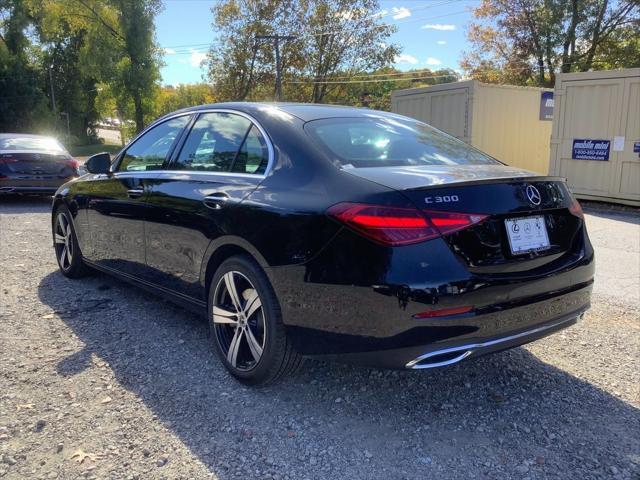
[504,215,550,255]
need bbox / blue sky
[156,0,479,86]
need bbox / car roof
[165,102,395,123]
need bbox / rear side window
[305,117,500,168]
[118,116,190,172]
[173,112,268,174]
[231,125,269,174]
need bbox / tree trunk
[134,92,144,133]
[582,0,609,71]
[561,0,580,73]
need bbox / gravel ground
[0,196,638,480]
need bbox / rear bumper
[266,224,594,369]
[404,310,582,369]
[0,186,57,195]
[271,274,591,368]
[0,177,73,195]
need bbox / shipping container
[549,68,640,206]
[391,80,553,174]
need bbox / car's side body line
[83,258,208,315]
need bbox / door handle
[203,193,230,210]
[127,188,144,199]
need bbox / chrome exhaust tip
[406,314,582,370]
[406,347,474,369]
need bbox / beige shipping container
[391,80,553,174]
[549,68,640,206]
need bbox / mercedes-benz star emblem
[526,185,542,206]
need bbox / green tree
[207,0,307,101]
[206,0,400,103]
[0,0,51,132]
[36,0,162,134]
[156,84,217,116]
[461,0,639,87]
[110,0,162,133]
[321,67,459,111]
[302,0,400,103]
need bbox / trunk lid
[0,151,77,177]
[344,165,583,274]
[341,164,540,191]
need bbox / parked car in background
[0,134,79,195]
[50,103,594,385]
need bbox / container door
[613,76,640,202]
[393,87,470,142]
[555,77,624,197]
[425,87,470,141]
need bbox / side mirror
[85,152,111,174]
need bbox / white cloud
[426,57,442,65]
[189,49,207,68]
[163,47,176,55]
[392,7,411,20]
[395,53,418,65]
[422,24,456,31]
[436,40,447,45]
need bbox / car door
[84,115,191,278]
[142,110,271,303]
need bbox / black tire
[208,254,302,385]
[52,205,90,278]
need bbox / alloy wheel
[54,213,73,271]
[213,271,266,371]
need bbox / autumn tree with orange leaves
[461,0,639,87]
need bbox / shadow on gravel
[38,270,640,479]
[0,195,52,214]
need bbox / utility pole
[255,35,296,101]
[49,64,57,128]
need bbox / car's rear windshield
[304,116,501,168]
[0,136,66,152]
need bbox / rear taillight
[414,305,474,319]
[327,203,437,245]
[425,210,489,237]
[66,158,80,170]
[0,157,18,164]
[569,198,584,219]
[327,202,488,246]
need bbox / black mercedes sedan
[0,134,79,195]
[51,103,594,385]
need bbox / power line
[158,1,474,51]
[298,67,459,82]
[286,73,460,85]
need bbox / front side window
[118,116,190,172]
[174,112,256,172]
[305,116,501,168]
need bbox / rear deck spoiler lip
[402,175,567,192]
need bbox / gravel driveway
[0,197,638,480]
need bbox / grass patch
[69,143,122,157]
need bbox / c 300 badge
[425,195,459,204]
